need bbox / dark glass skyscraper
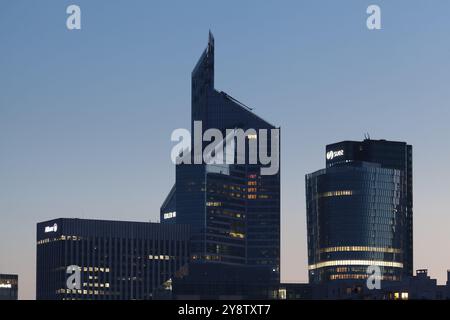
[306,139,413,284]
[36,218,190,300]
[162,33,280,297]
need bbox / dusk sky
[1,0,450,299]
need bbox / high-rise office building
[0,274,18,300]
[36,218,190,300]
[306,139,413,284]
[161,32,280,298]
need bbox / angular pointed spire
[192,31,215,91]
[208,30,214,47]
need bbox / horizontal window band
[308,260,404,270]
[319,246,401,254]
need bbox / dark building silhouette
[161,32,280,298]
[0,274,18,300]
[281,269,450,300]
[36,218,190,300]
[306,139,413,284]
[173,263,277,299]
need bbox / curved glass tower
[306,139,412,284]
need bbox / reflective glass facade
[36,218,190,300]
[306,139,412,284]
[162,32,280,291]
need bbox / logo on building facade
[326,150,344,160]
[44,223,58,233]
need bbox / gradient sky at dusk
[1,1,450,299]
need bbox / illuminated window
[330,274,369,280]
[318,190,353,198]
[206,202,222,207]
[229,232,245,239]
[163,211,176,219]
[319,246,401,254]
[308,260,403,270]
[278,289,287,300]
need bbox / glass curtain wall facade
[306,139,412,284]
[162,32,280,294]
[36,218,190,300]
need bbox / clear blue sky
[1,1,449,299]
